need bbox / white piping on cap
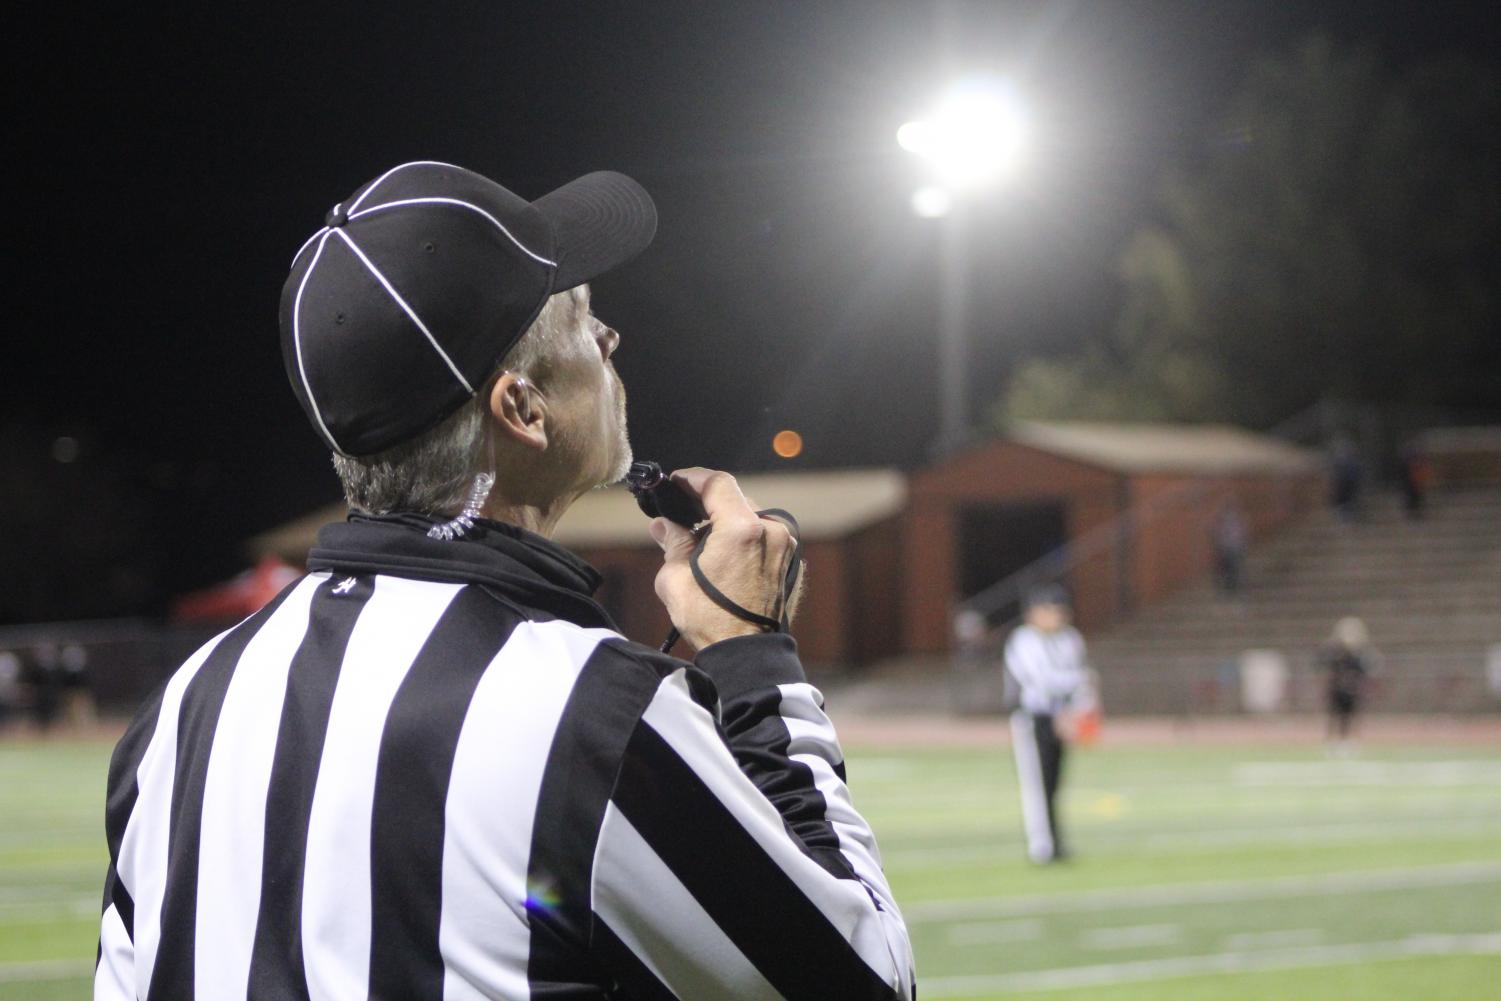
[346,160,463,213]
[349,197,557,266]
[331,228,476,395]
[291,231,345,454]
[291,226,330,267]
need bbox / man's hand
[648,467,803,653]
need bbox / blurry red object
[1058,706,1103,745]
[1073,707,1102,745]
[171,557,302,623]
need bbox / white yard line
[885,814,1501,868]
[1222,928,1324,950]
[905,859,1501,922]
[0,958,93,983]
[945,918,1044,945]
[921,932,1501,997]
[1234,760,1501,786]
[0,827,97,846]
[1080,923,1183,950]
[0,896,97,920]
[0,860,103,879]
[0,883,97,905]
[0,887,60,903]
[1142,815,1501,853]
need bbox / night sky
[10,1,1500,611]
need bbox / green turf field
[2,735,1498,1000]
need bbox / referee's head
[277,161,657,528]
[1024,584,1071,631]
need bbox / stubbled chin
[606,432,633,485]
[606,374,632,484]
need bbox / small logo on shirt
[332,576,357,595]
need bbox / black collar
[307,512,618,630]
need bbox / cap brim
[530,171,658,291]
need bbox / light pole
[898,80,1027,456]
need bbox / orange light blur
[772,429,804,459]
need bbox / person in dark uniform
[1398,440,1433,520]
[1322,616,1378,754]
[27,644,64,732]
[1212,500,1249,596]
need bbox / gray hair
[332,288,581,515]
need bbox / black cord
[659,508,803,654]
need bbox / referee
[1004,585,1088,865]
[96,162,914,1000]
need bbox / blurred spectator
[60,643,97,728]
[954,608,989,658]
[0,651,20,729]
[1329,436,1364,521]
[1321,617,1380,755]
[1398,439,1433,520]
[1212,499,1249,595]
[27,643,63,732]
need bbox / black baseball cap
[278,160,657,456]
[1025,584,1071,609]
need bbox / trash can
[1240,649,1289,713]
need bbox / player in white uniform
[1004,585,1088,864]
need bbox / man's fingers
[669,467,759,526]
[649,517,697,561]
[650,466,807,648]
[758,515,794,551]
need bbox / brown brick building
[900,423,1322,657]
[252,422,1323,671]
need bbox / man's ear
[488,372,547,451]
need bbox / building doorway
[957,501,1068,620]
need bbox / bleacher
[1090,485,1501,714]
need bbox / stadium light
[897,79,1028,193]
[909,185,953,219]
[896,78,1030,456]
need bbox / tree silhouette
[1004,35,1501,428]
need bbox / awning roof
[249,467,907,562]
[554,468,907,548]
[1008,421,1321,475]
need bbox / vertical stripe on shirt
[525,641,675,994]
[194,575,323,999]
[98,678,169,956]
[365,585,525,999]
[301,577,464,1001]
[107,626,231,994]
[147,580,303,999]
[247,574,375,1001]
[437,621,615,1001]
[95,903,133,1001]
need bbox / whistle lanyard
[660,508,803,654]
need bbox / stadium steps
[1086,484,1501,714]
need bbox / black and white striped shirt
[97,514,914,1000]
[1003,624,1087,716]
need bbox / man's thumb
[649,517,696,559]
